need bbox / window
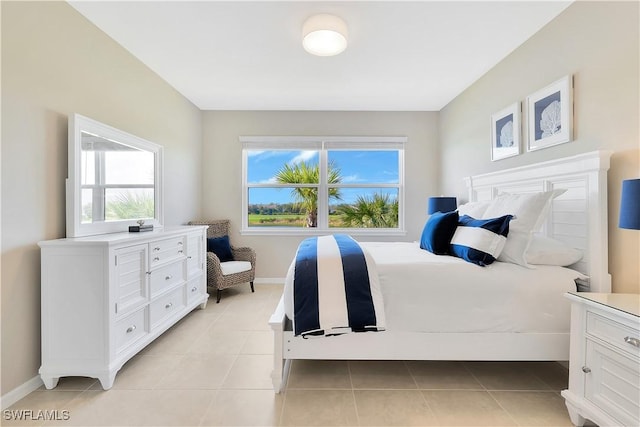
[80,132,155,223]
[241,136,405,235]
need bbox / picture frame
[490,102,521,161]
[526,75,573,151]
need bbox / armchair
[188,220,255,303]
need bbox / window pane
[328,150,399,184]
[80,151,95,185]
[247,150,319,184]
[104,188,154,221]
[330,188,399,228]
[105,151,154,185]
[81,188,93,223]
[248,187,318,227]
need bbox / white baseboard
[254,277,285,285]
[1,375,43,410]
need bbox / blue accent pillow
[207,236,234,262]
[420,210,459,255]
[449,214,513,266]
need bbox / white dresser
[38,226,209,390]
[562,292,640,427]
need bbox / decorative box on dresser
[38,225,209,390]
[562,292,640,427]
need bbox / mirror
[66,114,163,237]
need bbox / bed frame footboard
[269,295,570,393]
[268,296,290,393]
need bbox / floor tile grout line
[347,361,361,427]
[487,389,523,427]
[196,388,219,427]
[461,361,489,392]
[405,365,440,427]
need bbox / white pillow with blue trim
[449,214,514,266]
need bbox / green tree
[337,193,399,228]
[274,161,342,227]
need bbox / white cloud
[258,177,278,184]
[342,174,363,183]
[289,150,317,165]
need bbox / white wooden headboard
[464,151,612,293]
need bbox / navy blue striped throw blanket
[293,234,386,337]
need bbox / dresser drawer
[114,244,148,315]
[186,233,204,279]
[586,311,640,358]
[585,339,640,426]
[149,260,185,297]
[115,307,148,354]
[150,287,185,329]
[149,237,185,267]
[186,278,205,304]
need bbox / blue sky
[247,150,399,205]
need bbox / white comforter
[285,241,586,334]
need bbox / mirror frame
[66,114,164,237]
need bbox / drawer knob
[178,250,184,254]
[191,286,197,292]
[165,275,172,281]
[624,336,640,348]
[187,256,193,260]
[126,325,137,334]
[153,257,160,261]
[165,302,173,309]
[582,366,591,374]
[153,247,160,252]
[178,242,183,246]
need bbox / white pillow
[457,200,491,218]
[526,234,583,266]
[482,189,567,267]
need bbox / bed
[269,150,612,392]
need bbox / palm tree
[274,161,341,227]
[106,191,154,221]
[337,193,398,228]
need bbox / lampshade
[302,14,348,56]
[619,178,640,230]
[428,197,457,214]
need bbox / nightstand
[562,292,640,427]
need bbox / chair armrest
[206,252,224,275]
[231,246,256,266]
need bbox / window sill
[240,228,407,237]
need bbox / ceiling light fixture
[302,14,348,57]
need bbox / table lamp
[428,197,457,214]
[619,178,640,230]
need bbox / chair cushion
[207,236,234,262]
[220,261,252,276]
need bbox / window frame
[240,136,406,236]
[80,150,155,223]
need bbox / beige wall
[1,2,202,394]
[201,111,439,278]
[440,1,639,293]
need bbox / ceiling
[69,1,572,111]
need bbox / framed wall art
[491,102,521,161]
[527,75,573,151]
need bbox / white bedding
[284,241,587,334]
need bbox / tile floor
[5,284,583,426]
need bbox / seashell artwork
[540,100,562,137]
[527,75,572,151]
[499,120,514,147]
[491,102,520,161]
